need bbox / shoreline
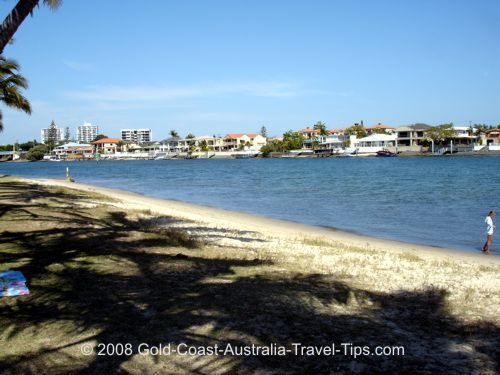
[16,175,498,265]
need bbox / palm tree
[313,121,328,136]
[0,0,61,54]
[0,56,31,132]
[169,129,179,138]
[311,121,327,150]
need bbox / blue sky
[1,0,499,143]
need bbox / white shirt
[485,216,495,235]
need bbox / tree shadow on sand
[0,181,498,374]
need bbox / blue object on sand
[0,270,29,297]
[0,270,27,283]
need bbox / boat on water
[232,150,259,159]
[336,153,355,157]
[234,154,252,159]
[376,150,397,157]
[337,148,359,157]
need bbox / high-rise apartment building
[121,128,152,143]
[77,122,98,143]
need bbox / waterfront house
[447,126,478,152]
[52,142,94,159]
[298,127,317,150]
[349,133,397,154]
[315,134,344,154]
[298,127,345,152]
[160,137,190,153]
[394,124,431,152]
[223,134,267,151]
[486,129,500,145]
[194,135,225,152]
[91,138,120,154]
[246,134,267,150]
[139,141,163,154]
[426,126,478,154]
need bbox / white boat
[232,151,259,159]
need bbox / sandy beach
[37,177,499,265]
[1,175,499,374]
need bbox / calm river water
[1,156,498,254]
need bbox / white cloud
[64,81,311,102]
[62,60,97,73]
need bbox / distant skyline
[1,0,499,143]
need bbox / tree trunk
[0,0,40,54]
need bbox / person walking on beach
[483,210,496,254]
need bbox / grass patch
[398,252,424,263]
[300,236,334,247]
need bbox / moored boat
[376,150,397,157]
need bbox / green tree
[0,143,13,151]
[26,143,47,161]
[260,126,267,138]
[260,144,273,156]
[425,123,456,146]
[199,139,209,152]
[169,129,179,138]
[45,120,59,150]
[260,140,284,156]
[282,131,304,150]
[313,121,328,136]
[185,133,196,154]
[18,140,36,151]
[345,124,367,138]
[473,124,490,136]
[0,0,62,54]
[117,140,125,152]
[0,56,31,132]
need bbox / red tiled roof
[226,134,246,139]
[247,133,259,137]
[91,138,120,144]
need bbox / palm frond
[43,0,62,11]
[0,55,32,122]
[1,74,29,89]
[1,86,32,114]
[0,56,21,75]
